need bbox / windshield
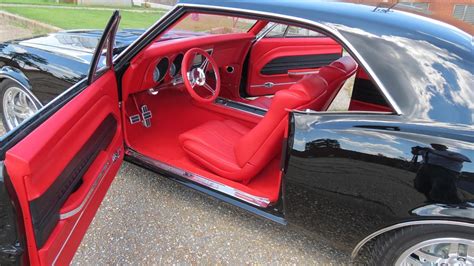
[161,13,258,40]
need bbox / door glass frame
[87,10,121,85]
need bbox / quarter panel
[285,113,474,253]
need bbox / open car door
[246,23,342,96]
[1,11,123,265]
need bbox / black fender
[0,66,33,91]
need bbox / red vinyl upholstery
[249,56,358,110]
[179,70,329,184]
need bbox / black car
[0,0,473,265]
[0,28,204,131]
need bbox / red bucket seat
[180,56,357,183]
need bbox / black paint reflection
[412,144,471,204]
[284,113,474,255]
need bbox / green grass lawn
[1,6,164,29]
[0,0,155,10]
[0,0,57,3]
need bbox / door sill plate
[125,148,271,208]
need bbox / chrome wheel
[2,86,40,130]
[396,238,474,266]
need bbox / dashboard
[151,53,184,84]
[123,33,255,97]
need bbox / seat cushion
[179,120,251,182]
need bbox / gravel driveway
[1,18,349,264]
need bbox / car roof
[178,0,474,125]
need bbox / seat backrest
[298,56,358,111]
[234,73,328,171]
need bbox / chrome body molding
[174,3,403,115]
[125,148,271,208]
[351,220,474,259]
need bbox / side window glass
[260,24,325,38]
[265,24,288,38]
[285,26,325,37]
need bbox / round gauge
[170,53,184,77]
[169,63,177,77]
[153,67,161,82]
[153,57,169,83]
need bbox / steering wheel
[181,48,221,103]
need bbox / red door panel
[5,70,123,265]
[246,37,342,96]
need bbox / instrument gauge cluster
[170,53,184,78]
[153,57,169,83]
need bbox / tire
[0,79,42,132]
[357,224,474,265]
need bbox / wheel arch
[0,66,32,92]
[351,219,474,259]
[0,67,42,107]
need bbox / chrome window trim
[291,110,394,115]
[351,220,474,259]
[172,3,403,115]
[255,22,278,41]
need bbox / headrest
[329,56,358,74]
[289,73,328,100]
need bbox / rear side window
[260,23,325,38]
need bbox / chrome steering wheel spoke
[202,83,215,95]
[182,48,221,103]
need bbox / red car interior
[245,37,342,96]
[179,67,331,184]
[249,56,358,110]
[119,18,375,206]
[123,88,282,202]
[4,70,123,265]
